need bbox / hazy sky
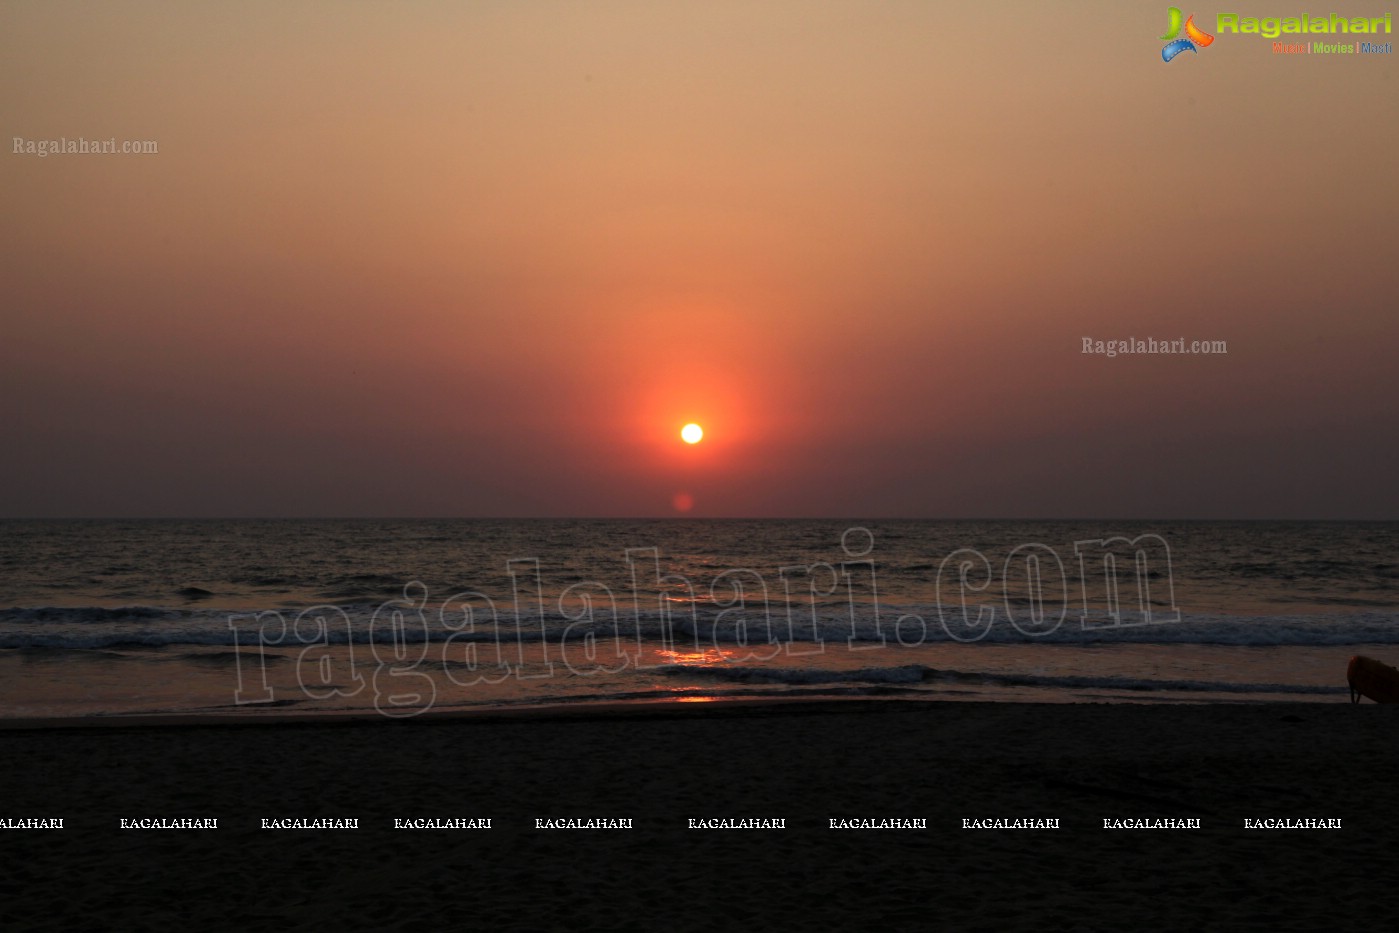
[3,1,1396,518]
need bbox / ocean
[2,519,1396,717]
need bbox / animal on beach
[1347,655,1399,704]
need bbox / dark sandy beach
[3,699,1398,931]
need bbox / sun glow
[681,423,704,444]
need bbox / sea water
[1,519,1395,717]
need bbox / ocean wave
[655,663,1347,696]
[0,604,1394,650]
[0,606,183,623]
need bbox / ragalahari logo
[1161,7,1215,60]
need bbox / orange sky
[2,1,1396,517]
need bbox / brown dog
[1347,655,1399,704]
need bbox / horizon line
[1,515,1394,523]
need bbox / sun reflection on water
[655,647,741,666]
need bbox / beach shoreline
[0,694,932,730]
[0,684,1362,732]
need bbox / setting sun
[681,423,704,444]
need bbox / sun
[681,423,704,444]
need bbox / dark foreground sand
[3,699,1398,932]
